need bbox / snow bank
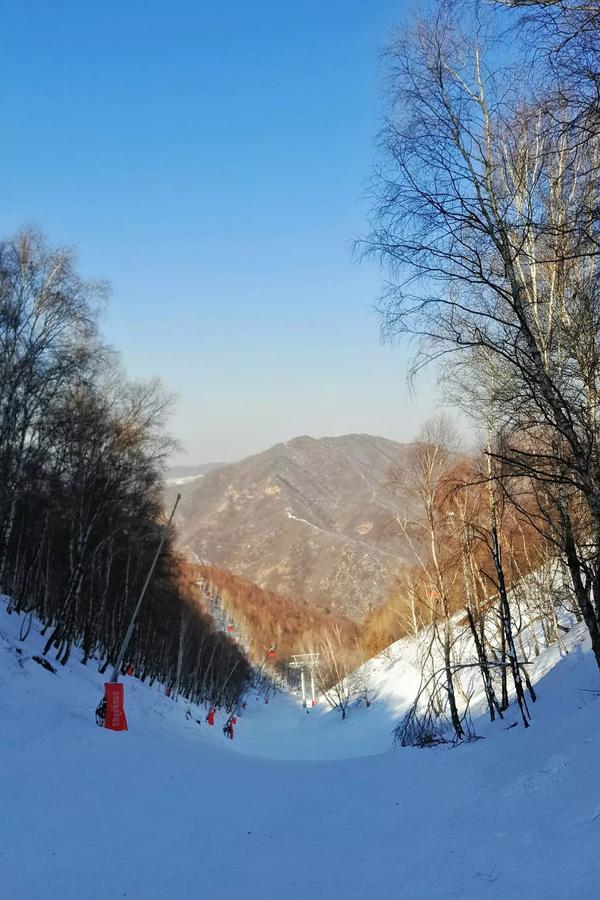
[2,598,600,899]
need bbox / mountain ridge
[174,433,417,614]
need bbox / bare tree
[391,416,467,740]
[364,1,600,666]
[310,623,363,719]
[498,0,600,128]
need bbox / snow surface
[2,598,600,899]
[165,474,205,486]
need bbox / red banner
[104,682,128,731]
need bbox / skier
[95,696,106,727]
[223,715,237,739]
[206,707,216,726]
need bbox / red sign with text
[104,683,128,731]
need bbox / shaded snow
[2,599,600,899]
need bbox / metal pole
[310,667,316,705]
[300,668,306,707]
[110,493,181,683]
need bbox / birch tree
[365,0,600,666]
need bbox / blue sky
[2,0,439,463]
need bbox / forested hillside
[0,230,250,707]
[176,433,418,614]
[196,563,360,677]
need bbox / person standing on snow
[223,715,237,739]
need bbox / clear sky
[2,0,440,464]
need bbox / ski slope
[2,598,600,899]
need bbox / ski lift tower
[289,653,320,708]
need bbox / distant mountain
[174,434,417,616]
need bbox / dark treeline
[0,229,250,709]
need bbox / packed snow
[2,597,600,899]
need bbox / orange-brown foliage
[362,457,551,657]
[191,563,359,672]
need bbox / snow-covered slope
[2,598,600,899]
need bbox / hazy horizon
[168,423,436,469]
